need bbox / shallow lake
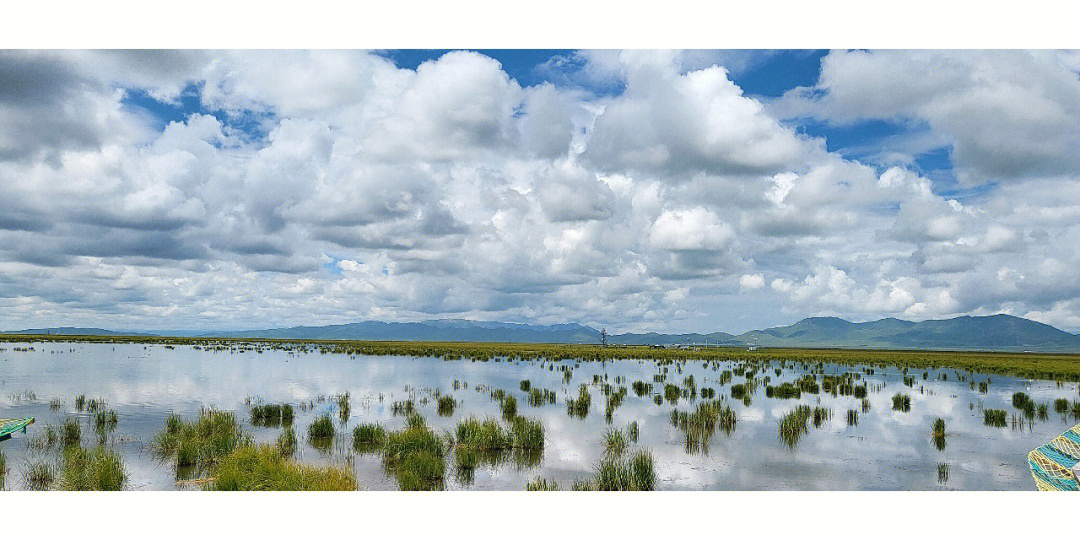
[1,341,1076,490]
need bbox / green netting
[1028,424,1080,491]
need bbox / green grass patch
[207,444,356,491]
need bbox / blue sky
[3,50,1080,333]
[124,50,967,201]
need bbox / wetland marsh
[1,337,1078,490]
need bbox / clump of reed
[383,419,446,491]
[573,450,656,491]
[778,405,812,449]
[983,408,1008,428]
[154,409,249,474]
[250,403,294,427]
[527,387,557,407]
[206,444,356,491]
[566,384,591,419]
[810,406,831,428]
[932,418,946,437]
[631,380,652,397]
[525,476,559,491]
[1054,398,1070,414]
[664,383,681,404]
[519,380,531,392]
[24,460,55,490]
[1012,392,1036,418]
[453,416,545,452]
[59,445,127,490]
[391,399,415,416]
[61,418,81,447]
[670,399,737,455]
[335,392,351,422]
[500,395,518,420]
[846,409,858,427]
[729,383,747,400]
[94,409,118,430]
[931,417,947,451]
[604,387,627,422]
[603,427,628,456]
[765,382,801,399]
[627,420,640,443]
[509,416,545,450]
[26,425,59,453]
[49,398,63,411]
[276,425,297,458]
[86,398,108,413]
[353,423,387,452]
[891,392,911,412]
[307,414,335,447]
[937,462,950,485]
[451,416,545,484]
[437,395,457,417]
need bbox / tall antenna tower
[600,328,607,347]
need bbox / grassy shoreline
[3,333,1079,381]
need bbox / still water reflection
[1,341,1075,490]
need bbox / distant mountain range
[7,314,1080,352]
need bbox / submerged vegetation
[983,409,1008,428]
[670,400,737,454]
[573,450,656,491]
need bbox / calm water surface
[1,341,1076,490]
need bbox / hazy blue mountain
[214,319,602,343]
[9,314,1080,352]
[738,314,1080,351]
[5,327,149,336]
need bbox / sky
[2,49,1080,334]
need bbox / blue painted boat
[0,417,34,441]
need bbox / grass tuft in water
[937,462,950,485]
[436,395,457,417]
[891,393,912,412]
[154,409,249,475]
[307,414,335,447]
[383,419,446,491]
[352,423,387,452]
[525,476,559,491]
[566,384,592,419]
[575,450,656,491]
[670,399,737,455]
[24,460,55,490]
[983,409,1008,428]
[207,444,356,491]
[500,395,518,420]
[59,445,127,491]
[61,418,81,447]
[276,425,297,458]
